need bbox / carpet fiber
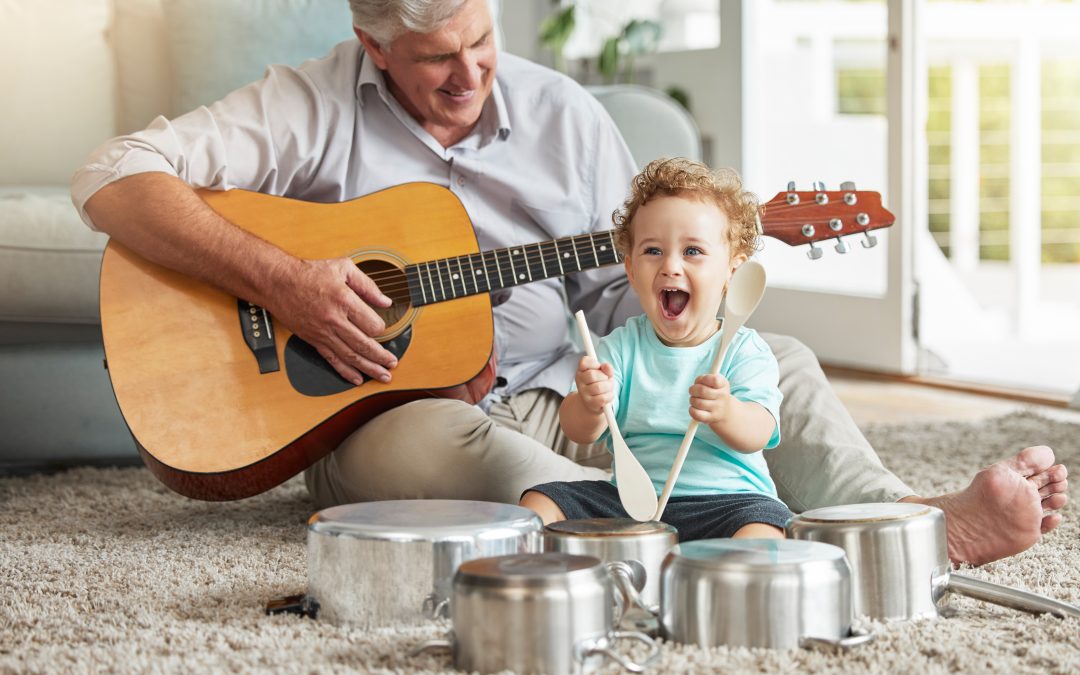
[2,410,1078,673]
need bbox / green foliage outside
[837,57,1080,264]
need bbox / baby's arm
[559,355,615,443]
[688,374,777,452]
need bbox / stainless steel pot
[543,518,678,611]
[660,539,872,650]
[414,552,660,674]
[787,502,1080,621]
[306,500,541,628]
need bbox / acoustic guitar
[99,182,894,500]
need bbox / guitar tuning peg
[840,181,856,191]
[834,237,849,254]
[813,181,826,192]
[787,181,797,191]
[861,232,878,248]
[807,242,824,260]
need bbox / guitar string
[298,200,883,303]
[352,203,880,287]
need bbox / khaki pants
[305,334,914,511]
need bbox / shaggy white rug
[2,410,1078,674]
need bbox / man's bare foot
[901,445,1068,566]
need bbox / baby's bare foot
[902,445,1068,566]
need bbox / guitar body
[100,183,495,500]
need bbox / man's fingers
[321,332,395,385]
[345,265,393,308]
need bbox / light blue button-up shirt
[72,41,643,407]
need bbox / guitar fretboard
[405,231,622,306]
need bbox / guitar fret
[455,257,468,296]
[436,259,448,299]
[489,249,505,289]
[588,233,600,267]
[516,248,533,282]
[505,247,518,284]
[466,254,478,294]
[552,239,565,275]
[424,261,439,302]
[536,242,548,278]
[479,251,493,291]
[570,236,582,271]
[406,265,425,306]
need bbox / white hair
[349,0,471,47]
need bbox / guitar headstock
[759,181,895,259]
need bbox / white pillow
[0,0,116,186]
[163,0,356,115]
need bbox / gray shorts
[525,480,793,541]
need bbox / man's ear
[355,28,390,69]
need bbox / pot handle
[948,573,1080,619]
[607,561,658,620]
[580,630,661,673]
[799,628,874,652]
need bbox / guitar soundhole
[357,259,411,333]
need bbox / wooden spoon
[652,261,768,521]
[574,311,658,521]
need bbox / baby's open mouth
[660,288,690,320]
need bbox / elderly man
[73,0,1066,565]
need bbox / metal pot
[306,500,541,628]
[414,552,660,674]
[659,539,872,650]
[786,502,1080,621]
[543,518,678,611]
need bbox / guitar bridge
[238,300,280,374]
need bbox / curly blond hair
[613,157,760,260]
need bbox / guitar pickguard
[284,328,413,396]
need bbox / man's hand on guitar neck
[267,255,398,386]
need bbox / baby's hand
[688,373,735,426]
[575,355,615,414]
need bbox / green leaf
[599,36,621,84]
[538,4,576,51]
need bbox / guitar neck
[406,231,621,306]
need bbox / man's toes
[1004,445,1056,477]
[1038,478,1067,499]
[1041,512,1063,534]
[1042,492,1068,511]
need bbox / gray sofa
[0,0,700,473]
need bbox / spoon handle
[653,329,735,520]
[573,312,622,441]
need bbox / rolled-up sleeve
[71,64,329,230]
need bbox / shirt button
[456,176,466,186]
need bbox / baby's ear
[730,252,749,272]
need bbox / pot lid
[308,499,541,542]
[672,539,846,568]
[456,552,604,587]
[545,517,677,537]
[793,502,934,524]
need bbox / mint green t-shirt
[586,314,783,499]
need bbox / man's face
[356,0,497,147]
[624,195,746,348]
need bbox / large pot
[306,500,541,627]
[414,552,659,674]
[787,502,1080,621]
[659,539,872,650]
[543,518,678,611]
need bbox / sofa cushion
[0,0,116,186]
[0,188,109,323]
[163,0,356,114]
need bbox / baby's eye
[684,246,703,256]
[643,246,662,256]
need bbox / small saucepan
[787,502,1080,621]
[543,517,679,613]
[412,552,660,674]
[659,538,873,650]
